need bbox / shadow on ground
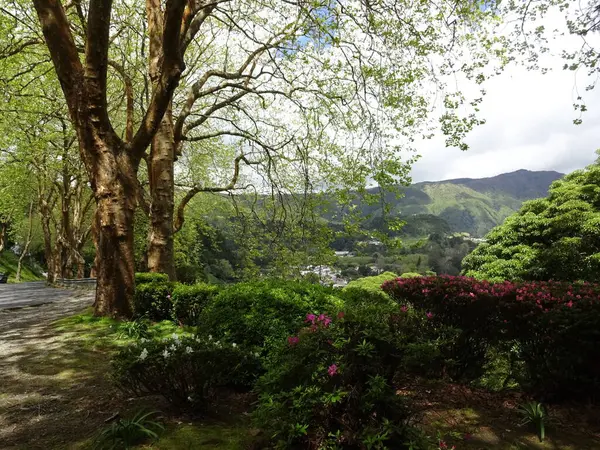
[400,379,600,449]
[0,295,145,450]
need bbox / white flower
[187,396,193,402]
[139,348,149,361]
[185,346,193,354]
[208,335,213,340]
[195,336,202,343]
[169,344,177,351]
[140,337,148,343]
[254,352,260,358]
[162,349,170,358]
[232,343,237,348]
[172,333,179,341]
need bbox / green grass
[0,250,44,282]
[144,423,249,449]
[54,310,193,349]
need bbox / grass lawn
[2,309,599,449]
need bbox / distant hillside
[331,170,564,237]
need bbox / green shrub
[171,283,220,325]
[253,304,417,449]
[199,280,343,351]
[133,281,176,321]
[112,334,261,409]
[135,272,169,284]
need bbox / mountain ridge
[362,169,565,238]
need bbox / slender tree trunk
[40,211,56,284]
[0,222,7,253]
[16,201,34,282]
[147,111,176,279]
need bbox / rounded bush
[198,280,343,350]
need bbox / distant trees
[463,157,600,282]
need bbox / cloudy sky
[409,8,600,183]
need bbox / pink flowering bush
[253,299,428,449]
[383,275,600,400]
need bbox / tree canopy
[462,154,600,282]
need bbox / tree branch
[173,154,258,232]
[129,0,187,158]
[32,0,84,124]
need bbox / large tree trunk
[147,111,176,279]
[92,148,138,318]
[145,0,177,279]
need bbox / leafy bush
[112,334,261,409]
[253,305,419,449]
[135,272,169,284]
[383,275,600,400]
[198,280,343,350]
[462,162,600,283]
[94,410,163,449]
[133,281,176,321]
[171,283,220,325]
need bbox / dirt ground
[0,291,120,450]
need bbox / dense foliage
[383,275,600,400]
[171,283,220,325]
[462,163,600,282]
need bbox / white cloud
[410,7,600,182]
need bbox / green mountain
[361,169,564,237]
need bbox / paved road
[0,282,91,309]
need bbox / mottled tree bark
[92,141,138,317]
[147,114,177,279]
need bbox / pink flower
[439,441,448,449]
[328,364,338,377]
[318,314,326,322]
[323,317,332,327]
[400,305,408,312]
[167,294,171,299]
[287,336,299,346]
[426,311,434,319]
[337,311,345,319]
[305,313,316,324]
[566,300,573,308]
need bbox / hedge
[171,283,220,325]
[382,275,600,400]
